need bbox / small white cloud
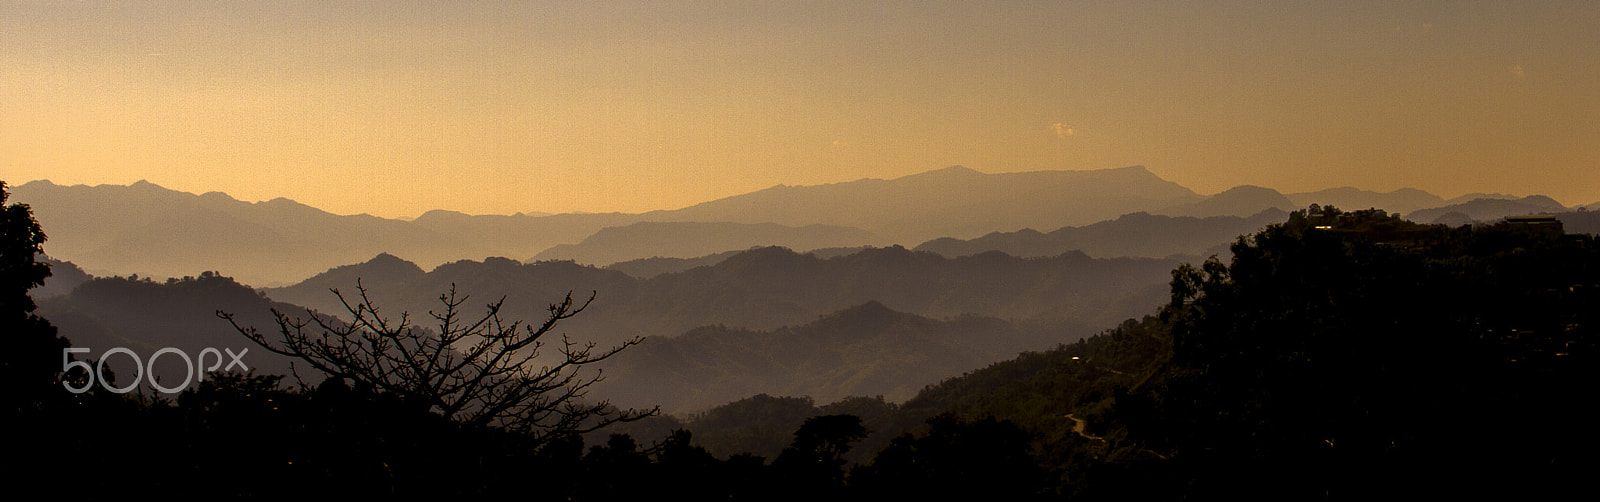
[1510,64,1525,79]
[1052,122,1075,138]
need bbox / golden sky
[3,1,1597,217]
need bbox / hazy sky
[3,1,1597,217]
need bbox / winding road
[1065,414,1104,441]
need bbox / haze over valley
[7,2,1599,498]
[19,166,1599,417]
[14,165,1594,287]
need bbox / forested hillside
[858,207,1600,499]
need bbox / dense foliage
[909,206,1600,499]
[1115,207,1600,499]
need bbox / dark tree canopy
[850,414,1048,501]
[0,180,69,411]
[1140,206,1600,498]
[779,414,868,469]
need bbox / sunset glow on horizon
[4,1,1597,218]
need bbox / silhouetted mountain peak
[732,245,802,260]
[898,165,984,181]
[482,256,521,266]
[1208,185,1292,206]
[119,179,189,197]
[798,300,926,342]
[354,253,425,277]
[34,256,92,299]
[822,300,900,324]
[1408,195,1571,224]
[1156,185,1293,218]
[715,246,814,270]
[17,179,56,189]
[1519,194,1565,209]
[1054,249,1093,261]
[1389,187,1436,197]
[1112,164,1153,175]
[477,256,525,274]
[367,252,406,263]
[413,209,472,223]
[1443,192,1520,206]
[1212,184,1279,197]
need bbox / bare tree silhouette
[218,282,655,444]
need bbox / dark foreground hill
[865,207,1600,499]
[37,273,306,390]
[597,207,1600,499]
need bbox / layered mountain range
[17,165,1597,415]
[260,246,1174,351]
[14,166,1590,287]
[38,245,1171,413]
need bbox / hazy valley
[13,166,1599,498]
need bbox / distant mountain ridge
[643,165,1204,242]
[531,221,884,266]
[1285,187,1446,216]
[11,179,637,286]
[264,246,1177,351]
[605,250,746,279]
[14,169,1587,286]
[12,166,1199,285]
[915,209,1287,259]
[594,301,1076,414]
[1444,192,1522,206]
[1155,185,1294,218]
[1406,195,1570,224]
